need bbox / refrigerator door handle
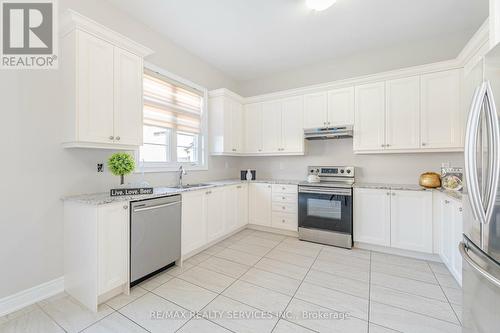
[465,83,488,224]
[484,81,500,224]
[460,242,500,288]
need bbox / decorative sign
[110,188,154,197]
[441,167,463,192]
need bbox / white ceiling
[107,0,488,81]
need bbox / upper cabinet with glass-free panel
[60,11,153,150]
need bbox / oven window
[307,198,342,220]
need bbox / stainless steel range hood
[304,125,353,140]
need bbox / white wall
[0,0,240,300]
[237,30,475,97]
[235,139,464,184]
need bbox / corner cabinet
[60,11,153,150]
[64,201,130,312]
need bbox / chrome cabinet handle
[205,190,212,195]
[460,242,500,288]
[116,136,120,141]
[109,136,114,140]
[133,201,180,213]
[392,192,396,196]
[237,185,242,189]
[421,142,427,146]
[386,192,390,196]
[459,207,463,212]
[123,205,128,210]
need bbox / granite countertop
[62,179,302,205]
[354,182,464,201]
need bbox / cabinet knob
[282,206,286,210]
[282,196,286,200]
[445,200,450,204]
[459,207,463,212]
[386,192,391,196]
[381,144,385,148]
[116,136,121,141]
[386,144,390,147]
[258,149,262,152]
[282,219,286,223]
[206,191,212,195]
[123,205,128,210]
[109,136,114,140]
[422,143,427,146]
[392,192,396,196]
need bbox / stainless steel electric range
[298,166,354,249]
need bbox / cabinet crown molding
[60,10,154,57]
[209,88,245,103]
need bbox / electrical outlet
[97,163,104,172]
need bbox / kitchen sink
[171,183,212,189]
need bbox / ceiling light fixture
[306,0,337,11]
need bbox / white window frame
[136,62,209,173]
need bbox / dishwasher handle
[133,201,181,213]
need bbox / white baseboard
[0,277,64,317]
[247,224,298,237]
[355,242,442,262]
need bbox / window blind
[143,69,203,134]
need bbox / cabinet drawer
[272,193,297,203]
[272,184,298,194]
[272,212,297,231]
[272,202,297,213]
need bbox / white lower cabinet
[249,183,273,226]
[181,190,207,255]
[236,184,249,229]
[206,187,226,242]
[353,188,391,247]
[435,192,463,284]
[223,184,249,233]
[354,188,433,253]
[64,201,129,311]
[390,190,433,253]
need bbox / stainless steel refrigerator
[462,52,500,332]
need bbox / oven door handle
[299,188,352,196]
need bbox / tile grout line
[34,302,69,333]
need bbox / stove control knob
[340,169,345,174]
[347,169,351,174]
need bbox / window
[138,65,208,171]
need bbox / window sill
[134,164,208,173]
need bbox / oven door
[298,186,352,234]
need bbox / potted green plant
[108,153,135,186]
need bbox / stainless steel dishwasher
[130,195,181,286]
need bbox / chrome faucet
[178,165,187,188]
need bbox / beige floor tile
[251,230,287,242]
[165,263,195,277]
[228,241,272,256]
[152,278,217,311]
[370,285,459,324]
[139,271,173,291]
[321,245,371,260]
[198,256,250,278]
[238,235,282,248]
[368,323,400,333]
[295,282,369,321]
[274,242,322,258]
[119,293,192,333]
[451,303,463,324]
[285,298,368,333]
[82,312,147,332]
[371,252,430,271]
[203,296,279,333]
[177,318,232,333]
[435,273,461,289]
[202,245,227,256]
[370,302,462,333]
[38,293,114,333]
[0,304,39,325]
[371,261,437,284]
[106,286,148,310]
[442,286,463,306]
[272,319,316,333]
[214,248,262,266]
[371,272,447,301]
[428,261,451,275]
[312,259,370,282]
[223,280,292,314]
[265,249,315,268]
[184,252,211,265]
[316,251,371,270]
[304,269,369,299]
[178,266,236,293]
[240,268,301,296]
[0,308,63,333]
[255,257,309,280]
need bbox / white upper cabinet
[281,96,304,153]
[327,87,355,127]
[490,0,500,49]
[244,103,263,153]
[420,69,461,149]
[113,47,144,146]
[304,92,328,128]
[262,100,283,153]
[385,76,420,150]
[61,11,153,150]
[354,82,386,151]
[390,190,433,253]
[209,91,245,155]
[353,188,391,247]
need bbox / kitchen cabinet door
[353,188,391,247]
[236,184,249,228]
[327,87,355,126]
[262,100,282,153]
[354,82,386,151]
[420,70,461,149]
[224,185,238,233]
[385,76,420,150]
[113,47,143,146]
[304,92,328,129]
[440,198,454,267]
[390,190,433,253]
[181,190,207,255]
[281,96,304,153]
[206,187,226,242]
[451,201,463,284]
[97,202,129,295]
[231,101,244,153]
[249,183,272,226]
[244,103,263,153]
[77,31,115,144]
